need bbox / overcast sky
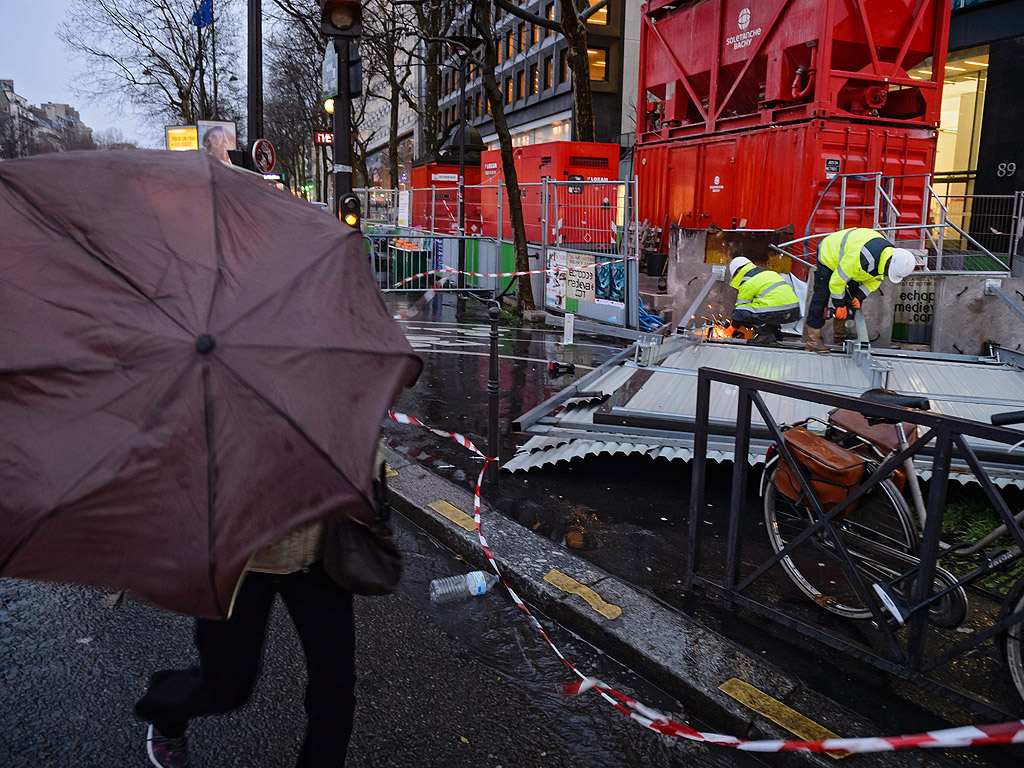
[0,0,154,146]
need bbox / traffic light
[339,193,361,228]
[319,1,362,38]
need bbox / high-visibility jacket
[818,228,894,305]
[730,262,800,314]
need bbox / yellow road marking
[718,678,845,759]
[543,569,622,620]
[385,465,398,478]
[428,500,477,532]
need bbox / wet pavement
[0,512,764,768]
[383,292,1024,765]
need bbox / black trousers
[731,305,801,329]
[806,264,833,330]
[135,564,355,768]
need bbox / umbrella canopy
[0,150,421,618]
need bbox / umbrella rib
[212,356,375,513]
[200,363,225,618]
[213,233,351,337]
[0,359,197,575]
[0,176,193,339]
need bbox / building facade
[1,80,94,159]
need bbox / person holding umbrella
[0,151,422,767]
[135,452,388,768]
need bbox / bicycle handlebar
[991,410,1024,427]
[860,388,931,411]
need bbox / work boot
[832,316,849,345]
[805,327,829,353]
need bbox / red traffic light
[319,1,362,38]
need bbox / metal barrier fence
[686,368,1024,719]
[928,192,1021,270]
[352,179,640,330]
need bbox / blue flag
[191,0,213,28]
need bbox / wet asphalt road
[0,512,762,768]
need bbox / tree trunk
[473,2,535,311]
[560,0,595,143]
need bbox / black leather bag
[321,466,402,596]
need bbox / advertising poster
[891,275,935,344]
[165,126,198,152]
[545,249,567,309]
[566,252,596,303]
[196,120,237,164]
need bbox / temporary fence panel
[927,193,1019,270]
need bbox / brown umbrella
[0,150,421,618]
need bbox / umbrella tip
[195,334,216,355]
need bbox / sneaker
[146,724,190,768]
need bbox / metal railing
[352,179,640,330]
[686,368,1024,719]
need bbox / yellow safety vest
[818,228,894,303]
[730,263,800,313]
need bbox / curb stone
[385,447,962,767]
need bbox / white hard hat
[729,257,752,277]
[887,248,915,283]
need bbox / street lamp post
[429,36,484,296]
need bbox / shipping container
[479,141,621,243]
[409,162,481,235]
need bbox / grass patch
[940,485,1024,597]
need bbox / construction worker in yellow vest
[805,228,916,353]
[728,257,802,346]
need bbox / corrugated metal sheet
[507,340,1024,486]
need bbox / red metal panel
[410,162,481,234]
[636,119,935,257]
[638,0,950,144]
[478,142,620,242]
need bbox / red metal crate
[479,141,620,242]
[409,162,481,235]
[636,119,935,271]
[638,0,951,142]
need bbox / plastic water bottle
[429,570,499,604]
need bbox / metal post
[686,371,712,588]
[725,385,752,593]
[247,0,263,148]
[332,39,353,216]
[488,305,501,470]
[458,53,467,293]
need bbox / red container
[479,141,620,242]
[638,0,950,141]
[409,162,481,235]
[635,119,936,275]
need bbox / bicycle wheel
[1002,585,1024,707]
[764,466,917,619]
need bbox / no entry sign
[252,139,276,173]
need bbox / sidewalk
[385,445,969,768]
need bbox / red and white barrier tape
[387,410,1024,753]
[389,255,634,289]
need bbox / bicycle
[760,390,1024,702]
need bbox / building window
[476,92,483,116]
[587,0,608,25]
[504,77,512,105]
[588,48,608,82]
[559,49,568,84]
[544,56,553,89]
[507,31,514,61]
[532,24,539,47]
[517,70,525,101]
[517,23,525,53]
[530,64,538,96]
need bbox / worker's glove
[827,306,848,320]
[849,297,861,310]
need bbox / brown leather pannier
[774,427,867,517]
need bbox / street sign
[314,131,334,145]
[252,139,276,174]
[321,44,339,100]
